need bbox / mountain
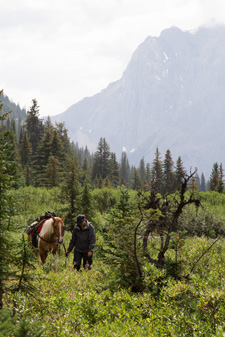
[50,25,225,178]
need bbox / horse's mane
[39,218,55,238]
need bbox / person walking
[65,215,96,270]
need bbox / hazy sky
[1,0,225,116]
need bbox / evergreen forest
[1,92,225,336]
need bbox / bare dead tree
[139,169,201,268]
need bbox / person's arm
[88,225,96,253]
[65,228,77,256]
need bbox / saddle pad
[37,220,46,233]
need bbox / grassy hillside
[1,187,225,336]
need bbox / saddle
[26,211,56,248]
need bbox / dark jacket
[67,221,96,253]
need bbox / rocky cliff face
[51,25,225,178]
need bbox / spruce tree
[195,172,201,191]
[80,178,95,220]
[25,99,43,157]
[51,129,63,160]
[55,122,71,156]
[163,149,175,194]
[102,188,143,291]
[35,129,53,186]
[200,173,206,192]
[139,157,146,182]
[0,100,38,313]
[175,156,186,190]
[218,163,224,193]
[62,155,81,231]
[92,137,111,180]
[146,163,151,188]
[19,131,32,168]
[43,115,54,132]
[132,167,142,190]
[19,131,32,185]
[209,162,220,192]
[151,147,163,194]
[44,155,61,187]
[81,156,90,185]
[109,152,119,187]
[0,108,16,308]
[119,151,130,187]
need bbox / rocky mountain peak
[50,25,225,178]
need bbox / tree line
[1,95,224,194]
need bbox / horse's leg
[28,234,39,259]
[39,248,47,264]
[53,253,58,272]
[27,234,33,248]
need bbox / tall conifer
[151,147,163,194]
[163,149,175,194]
[25,99,43,157]
[175,156,186,190]
[119,151,130,187]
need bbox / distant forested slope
[0,91,26,136]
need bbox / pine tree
[218,163,224,193]
[62,155,81,231]
[175,156,186,190]
[19,131,32,168]
[209,162,221,192]
[0,112,17,308]
[81,156,90,185]
[109,152,119,187]
[119,151,130,187]
[163,149,175,194]
[200,173,206,192]
[43,116,54,132]
[80,178,95,220]
[151,147,163,194]
[146,163,151,187]
[35,130,53,186]
[51,129,63,160]
[132,167,142,190]
[139,157,146,182]
[195,172,201,191]
[101,188,143,291]
[44,155,61,187]
[92,138,111,180]
[0,100,38,312]
[55,122,71,156]
[25,99,43,157]
[19,131,32,186]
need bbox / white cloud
[1,0,225,115]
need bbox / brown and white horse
[28,216,65,270]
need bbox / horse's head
[52,216,65,243]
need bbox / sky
[1,0,225,117]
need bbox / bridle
[37,218,64,245]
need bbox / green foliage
[60,155,81,231]
[2,237,225,336]
[0,109,18,308]
[0,308,46,337]
[80,178,96,220]
[100,188,144,291]
[12,186,62,225]
[1,183,225,336]
[92,137,111,181]
[209,162,224,193]
[92,187,119,214]
[0,91,26,139]
[179,192,225,237]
